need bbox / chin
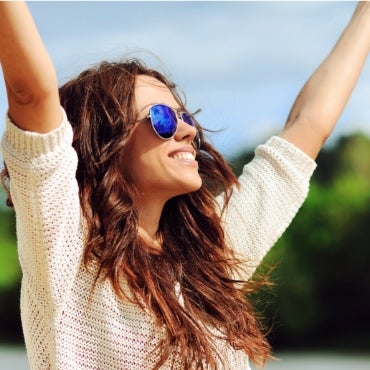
[180,178,203,195]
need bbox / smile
[171,152,195,161]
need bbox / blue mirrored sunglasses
[146,104,201,149]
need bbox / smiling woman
[1,1,370,370]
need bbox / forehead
[134,75,179,114]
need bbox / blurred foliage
[0,202,22,342]
[0,213,17,286]
[0,132,370,350]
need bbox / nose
[174,118,198,146]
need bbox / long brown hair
[3,59,271,368]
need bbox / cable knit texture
[1,109,316,370]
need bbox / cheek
[123,126,164,180]
[126,145,166,186]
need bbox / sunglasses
[146,104,201,149]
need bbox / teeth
[172,152,195,160]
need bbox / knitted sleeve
[1,109,83,321]
[219,136,317,280]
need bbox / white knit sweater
[1,109,316,370]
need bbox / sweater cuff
[259,135,317,178]
[4,107,73,156]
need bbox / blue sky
[1,1,369,158]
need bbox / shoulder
[1,107,75,173]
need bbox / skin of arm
[280,2,370,159]
[0,1,61,133]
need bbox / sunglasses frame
[146,104,201,150]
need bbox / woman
[1,2,370,370]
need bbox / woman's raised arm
[0,1,61,133]
[280,2,370,159]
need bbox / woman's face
[125,75,202,204]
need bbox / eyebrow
[139,103,184,114]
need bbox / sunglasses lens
[150,104,177,139]
[180,112,195,126]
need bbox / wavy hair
[3,59,271,368]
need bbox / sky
[1,1,369,158]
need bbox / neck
[137,195,166,242]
